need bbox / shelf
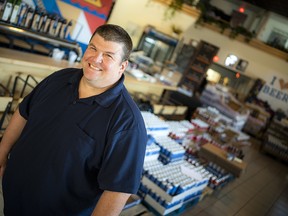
[178,40,219,93]
[190,65,205,73]
[185,75,201,83]
[154,0,288,62]
[153,0,201,18]
[196,56,211,64]
[261,118,288,162]
[201,22,288,62]
[0,22,82,58]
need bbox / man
[0,24,147,215]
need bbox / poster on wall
[34,0,114,53]
[258,75,288,114]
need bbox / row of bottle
[1,0,20,23]
[143,160,210,196]
[0,0,72,39]
[138,184,183,209]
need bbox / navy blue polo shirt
[2,68,147,216]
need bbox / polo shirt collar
[67,70,125,108]
[93,75,125,107]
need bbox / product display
[243,102,271,137]
[140,160,209,215]
[138,111,246,215]
[0,1,72,39]
[200,84,249,130]
[0,1,81,60]
[261,117,288,162]
[1,1,287,215]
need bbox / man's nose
[92,52,103,63]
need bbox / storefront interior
[0,0,288,215]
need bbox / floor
[179,137,288,216]
[0,137,287,216]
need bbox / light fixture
[213,55,219,62]
[239,7,245,13]
[225,54,238,67]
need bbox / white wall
[108,0,197,47]
[108,0,288,113]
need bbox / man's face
[81,34,128,88]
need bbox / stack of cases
[191,119,210,132]
[140,160,210,215]
[166,120,195,143]
[145,135,161,161]
[153,135,186,164]
[141,111,170,136]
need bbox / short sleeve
[98,125,147,194]
[18,77,49,120]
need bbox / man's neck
[78,77,110,98]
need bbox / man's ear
[120,60,129,73]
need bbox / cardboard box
[199,143,247,177]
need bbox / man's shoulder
[49,68,82,79]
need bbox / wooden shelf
[202,22,288,61]
[185,74,201,83]
[153,0,201,18]
[178,40,219,93]
[190,65,205,73]
[196,56,211,64]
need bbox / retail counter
[0,47,177,96]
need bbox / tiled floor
[0,137,287,216]
[180,137,288,216]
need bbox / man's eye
[89,46,96,51]
[105,54,113,59]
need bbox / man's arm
[91,190,131,216]
[0,109,27,177]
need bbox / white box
[144,194,183,215]
[142,176,207,203]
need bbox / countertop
[0,47,178,93]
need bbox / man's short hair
[90,24,133,61]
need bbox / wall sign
[258,75,288,113]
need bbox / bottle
[17,3,29,27]
[15,2,27,26]
[57,18,67,38]
[30,7,41,30]
[54,17,63,37]
[42,13,52,33]
[9,0,21,24]
[1,0,13,22]
[0,0,8,20]
[62,20,72,39]
[37,11,47,32]
[48,14,59,36]
[24,7,35,29]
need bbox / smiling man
[0,24,147,216]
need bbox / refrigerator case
[137,26,178,64]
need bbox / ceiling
[244,0,288,18]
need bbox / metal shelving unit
[0,22,82,59]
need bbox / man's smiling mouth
[89,63,102,71]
